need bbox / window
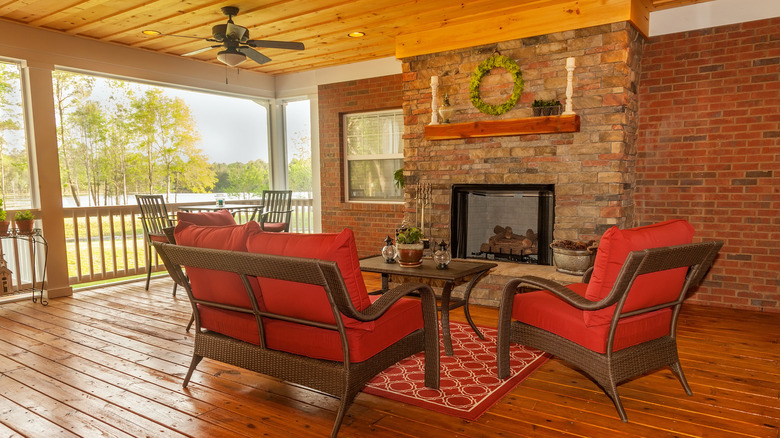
[52,70,270,206]
[0,60,32,209]
[344,109,403,202]
[284,100,312,198]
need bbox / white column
[24,62,72,298]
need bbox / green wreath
[469,55,524,115]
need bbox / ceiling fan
[143,6,304,67]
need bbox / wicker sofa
[154,221,440,437]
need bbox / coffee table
[360,255,497,355]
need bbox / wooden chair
[136,194,176,294]
[260,190,293,232]
[497,220,723,422]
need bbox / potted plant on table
[14,210,35,234]
[0,200,8,235]
[395,226,424,267]
[550,239,598,275]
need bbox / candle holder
[433,240,451,270]
[381,235,396,263]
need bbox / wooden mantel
[424,114,580,140]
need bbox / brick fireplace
[320,18,780,312]
[400,22,644,250]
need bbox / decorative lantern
[433,240,451,269]
[438,93,455,123]
[381,235,396,263]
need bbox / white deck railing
[59,198,314,286]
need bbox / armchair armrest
[504,275,617,311]
[352,282,437,322]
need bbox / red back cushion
[173,220,260,309]
[245,228,374,330]
[583,219,695,327]
[177,209,236,226]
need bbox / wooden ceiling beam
[396,0,651,59]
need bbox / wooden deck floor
[0,275,777,437]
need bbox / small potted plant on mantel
[550,239,598,275]
[395,226,424,268]
[14,210,35,234]
[532,99,562,117]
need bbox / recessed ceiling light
[142,30,161,36]
[348,31,365,38]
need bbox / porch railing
[60,198,314,286]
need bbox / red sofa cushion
[245,228,374,330]
[198,295,423,362]
[512,283,672,354]
[177,209,236,226]
[173,221,260,310]
[583,220,694,327]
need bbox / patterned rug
[363,321,549,421]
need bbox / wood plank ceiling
[0,0,711,76]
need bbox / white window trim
[343,109,404,204]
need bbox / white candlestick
[429,76,439,125]
[563,58,576,115]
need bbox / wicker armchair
[497,220,723,422]
[154,237,440,437]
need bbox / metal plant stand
[0,228,48,305]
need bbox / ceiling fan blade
[183,45,220,56]
[246,40,304,50]
[226,22,247,41]
[238,47,271,65]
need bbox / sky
[162,87,269,164]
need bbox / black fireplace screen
[450,184,554,265]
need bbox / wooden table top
[359,255,497,281]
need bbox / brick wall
[637,18,780,312]
[318,75,405,256]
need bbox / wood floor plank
[0,276,775,437]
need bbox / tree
[53,70,95,206]
[69,100,107,205]
[221,160,269,198]
[288,149,312,194]
[287,129,312,195]
[0,62,30,204]
[130,89,213,200]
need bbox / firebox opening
[451,184,554,265]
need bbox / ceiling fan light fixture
[348,31,365,38]
[217,49,246,66]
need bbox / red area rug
[363,321,549,421]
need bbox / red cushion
[512,283,672,354]
[261,222,287,232]
[148,233,169,243]
[177,209,236,226]
[583,220,694,327]
[199,295,423,362]
[173,221,260,310]
[245,228,374,330]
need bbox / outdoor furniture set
[153,214,722,437]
